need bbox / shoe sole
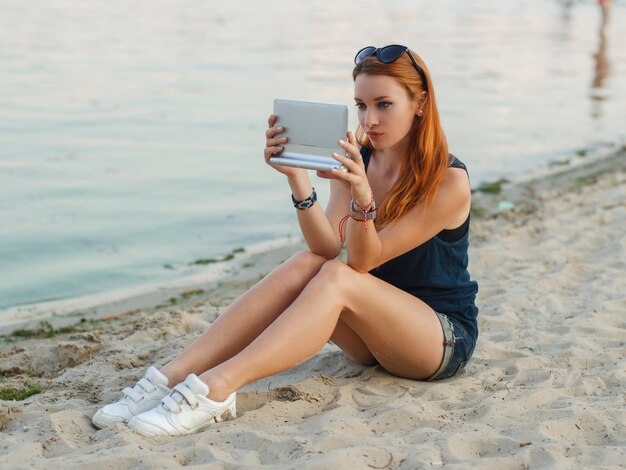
[129,406,237,437]
[92,414,124,429]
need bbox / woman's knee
[316,259,355,288]
[270,250,328,285]
[284,250,328,271]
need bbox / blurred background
[1,0,624,313]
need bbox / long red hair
[353,50,449,229]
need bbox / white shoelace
[161,383,199,413]
[122,377,158,403]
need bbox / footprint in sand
[541,412,620,446]
[237,385,329,414]
[444,433,523,460]
[45,410,94,456]
[351,384,409,409]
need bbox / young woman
[92,45,478,437]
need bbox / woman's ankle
[159,363,187,387]
[199,372,234,402]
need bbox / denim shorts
[428,313,475,381]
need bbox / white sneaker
[92,366,171,429]
[127,374,236,437]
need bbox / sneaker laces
[122,377,158,403]
[161,383,199,413]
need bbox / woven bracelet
[292,188,317,210]
[350,199,377,221]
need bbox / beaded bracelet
[292,188,317,210]
[338,191,376,242]
[351,190,376,221]
[350,199,377,221]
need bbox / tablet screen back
[273,99,348,160]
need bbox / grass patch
[548,158,571,167]
[0,384,43,401]
[65,311,87,318]
[191,257,222,265]
[163,264,175,270]
[470,206,487,218]
[473,178,510,195]
[11,321,55,338]
[190,247,246,266]
[158,289,206,307]
[8,319,98,339]
[574,175,598,186]
[180,289,205,299]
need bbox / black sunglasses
[354,45,428,92]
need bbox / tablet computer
[269,99,349,172]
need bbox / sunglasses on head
[354,44,428,92]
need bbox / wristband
[350,199,377,221]
[292,188,317,210]
[350,190,376,221]
[338,192,377,242]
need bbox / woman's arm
[288,174,346,259]
[264,115,346,259]
[347,168,471,272]
[327,133,471,273]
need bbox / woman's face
[354,73,419,152]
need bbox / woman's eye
[378,101,391,109]
[355,103,366,110]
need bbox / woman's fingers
[264,146,285,162]
[346,132,364,165]
[347,130,357,145]
[267,136,288,147]
[332,152,363,174]
[265,114,287,163]
[338,138,363,165]
[338,139,359,156]
[265,115,285,140]
[265,125,285,139]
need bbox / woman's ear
[414,91,428,116]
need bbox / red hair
[353,50,449,229]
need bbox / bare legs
[161,251,328,385]
[195,259,444,401]
[161,254,445,402]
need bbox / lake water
[1,0,625,313]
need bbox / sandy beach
[1,150,625,469]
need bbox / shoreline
[470,141,626,217]
[0,237,307,335]
[1,143,624,336]
[1,144,624,468]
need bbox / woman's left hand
[317,131,372,208]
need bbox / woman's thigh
[329,319,378,366]
[321,260,445,380]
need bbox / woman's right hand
[264,114,307,179]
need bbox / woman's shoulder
[440,159,471,202]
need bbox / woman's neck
[371,134,411,178]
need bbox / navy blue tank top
[362,147,479,340]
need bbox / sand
[1,150,624,469]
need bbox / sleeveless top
[361,147,479,340]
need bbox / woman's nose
[364,110,378,128]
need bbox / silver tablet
[270,99,349,172]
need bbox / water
[1,0,625,313]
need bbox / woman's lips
[367,132,383,140]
